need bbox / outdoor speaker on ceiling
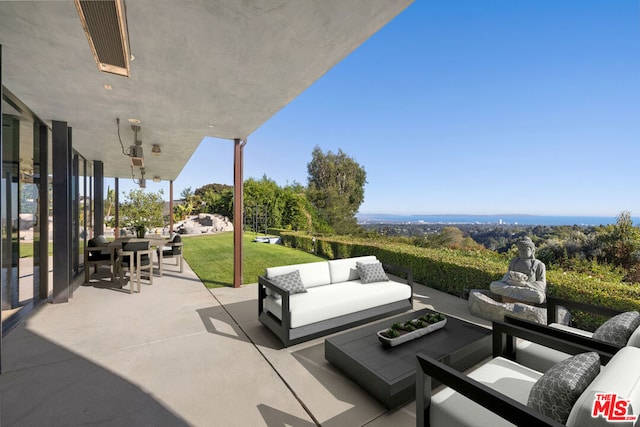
[75,0,131,77]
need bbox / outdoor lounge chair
[416,319,626,427]
[504,297,639,372]
[117,240,154,293]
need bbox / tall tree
[307,146,367,234]
[602,211,640,269]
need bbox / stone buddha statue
[490,237,546,304]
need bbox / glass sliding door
[2,97,51,330]
[1,113,19,311]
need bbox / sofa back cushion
[567,346,640,427]
[266,261,331,289]
[328,256,378,284]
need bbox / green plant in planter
[391,322,402,331]
[380,313,447,340]
[384,328,400,338]
[120,189,165,237]
[401,321,416,332]
[420,313,446,324]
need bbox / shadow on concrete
[291,342,387,427]
[257,403,316,427]
[1,327,190,426]
[196,305,251,343]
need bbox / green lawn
[19,242,54,258]
[183,232,324,288]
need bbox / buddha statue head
[516,237,536,259]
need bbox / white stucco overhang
[0,0,413,181]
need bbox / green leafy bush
[271,230,640,316]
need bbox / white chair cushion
[628,324,640,347]
[515,323,594,372]
[327,256,377,284]
[430,357,542,427]
[567,346,640,427]
[266,261,331,289]
[549,322,595,338]
[515,340,573,373]
[264,279,411,328]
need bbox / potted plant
[119,189,165,239]
[377,312,447,347]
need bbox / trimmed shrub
[273,231,640,316]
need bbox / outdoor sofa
[258,255,413,347]
[416,318,635,427]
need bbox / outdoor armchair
[504,296,640,372]
[117,240,154,293]
[416,319,620,427]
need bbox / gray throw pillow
[592,311,640,346]
[269,270,306,295]
[356,262,389,284]
[527,352,600,424]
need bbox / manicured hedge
[269,229,640,316]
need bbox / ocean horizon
[356,213,638,227]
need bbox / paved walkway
[0,260,489,426]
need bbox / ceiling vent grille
[75,0,131,77]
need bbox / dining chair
[117,240,153,293]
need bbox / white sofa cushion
[327,256,377,284]
[266,261,331,289]
[567,346,640,427]
[264,279,411,328]
[430,357,542,427]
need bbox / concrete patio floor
[0,260,490,426]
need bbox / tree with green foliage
[244,176,283,231]
[173,187,196,221]
[600,211,640,272]
[306,146,367,235]
[194,179,330,233]
[120,189,165,237]
[198,184,234,219]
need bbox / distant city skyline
[116,0,640,217]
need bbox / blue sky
[119,0,640,217]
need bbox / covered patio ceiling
[0,0,413,181]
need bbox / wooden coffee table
[325,308,491,409]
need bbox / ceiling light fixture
[153,176,161,183]
[151,144,161,155]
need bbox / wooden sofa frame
[258,263,413,347]
[416,318,617,427]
